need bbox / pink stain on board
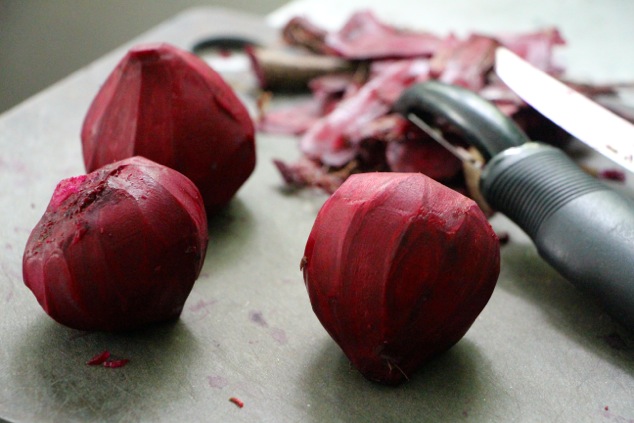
[207,375,229,389]
[269,327,288,345]
[185,298,217,322]
[249,310,268,327]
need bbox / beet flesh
[22,156,208,331]
[302,172,500,384]
[81,43,256,214]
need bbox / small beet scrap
[229,397,244,408]
[22,157,208,332]
[302,172,500,384]
[81,43,256,214]
[86,350,111,366]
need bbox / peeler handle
[481,143,634,331]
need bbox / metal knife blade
[495,47,634,172]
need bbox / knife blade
[495,47,634,172]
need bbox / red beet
[302,172,500,384]
[22,156,208,332]
[81,42,255,214]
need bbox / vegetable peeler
[394,80,634,332]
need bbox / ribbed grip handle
[480,143,604,238]
[481,143,634,330]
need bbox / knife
[394,52,634,332]
[495,47,634,172]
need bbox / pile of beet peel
[255,10,626,195]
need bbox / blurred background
[0,0,289,113]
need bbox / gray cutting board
[0,7,632,423]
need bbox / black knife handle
[481,143,634,330]
[393,81,529,160]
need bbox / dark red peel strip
[229,397,244,408]
[86,350,111,365]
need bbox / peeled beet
[81,42,255,214]
[22,156,208,331]
[302,172,500,384]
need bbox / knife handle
[481,142,634,330]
